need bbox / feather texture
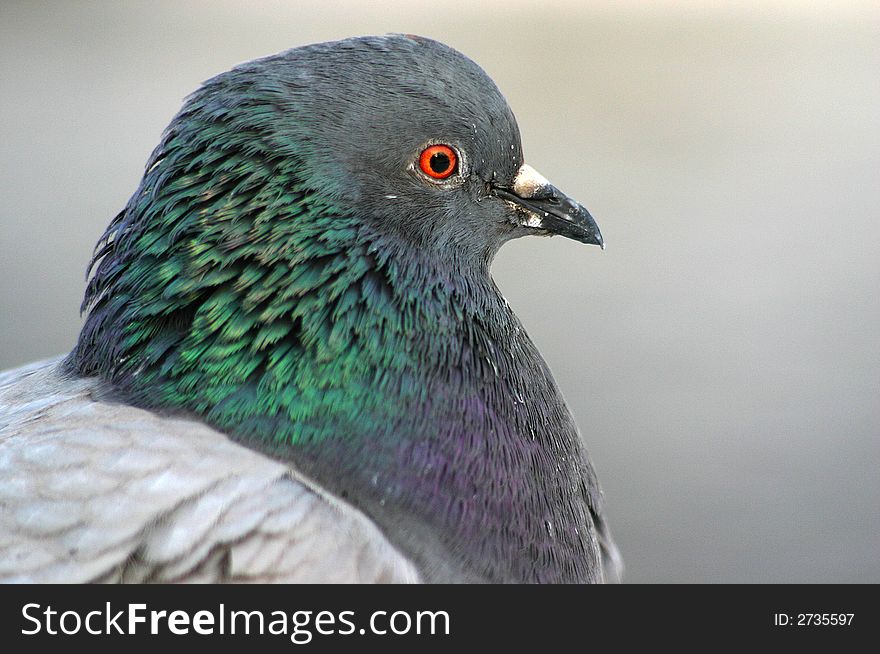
[0,359,418,583]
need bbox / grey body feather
[0,359,419,583]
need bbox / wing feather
[0,358,418,583]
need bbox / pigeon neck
[71,213,599,583]
[274,236,603,582]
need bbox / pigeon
[0,34,621,583]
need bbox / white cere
[512,163,551,199]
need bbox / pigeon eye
[418,144,458,180]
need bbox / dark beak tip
[585,231,605,250]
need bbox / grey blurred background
[1,1,878,582]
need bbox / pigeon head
[68,35,611,583]
[183,34,602,263]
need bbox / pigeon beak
[492,164,604,249]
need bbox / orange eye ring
[418,144,458,180]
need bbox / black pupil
[430,152,451,174]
